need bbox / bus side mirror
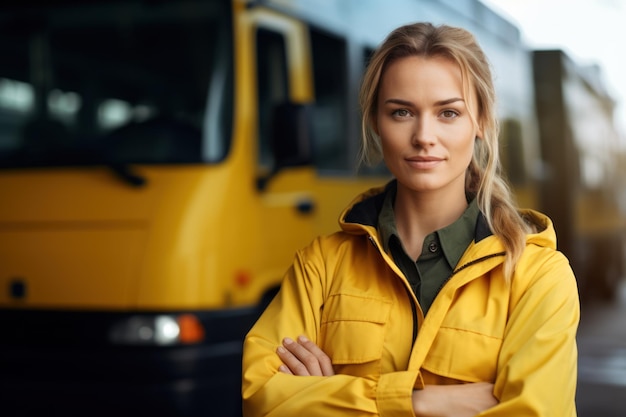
[257,102,313,191]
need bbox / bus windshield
[0,0,233,168]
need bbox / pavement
[577,280,626,416]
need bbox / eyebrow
[384,97,465,106]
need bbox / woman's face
[376,55,480,198]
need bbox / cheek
[379,131,405,159]
[459,136,476,165]
[451,123,478,154]
[377,123,397,153]
[378,118,411,148]
[380,138,396,163]
[379,134,404,171]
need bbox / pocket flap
[321,293,392,364]
[422,326,502,382]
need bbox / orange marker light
[235,270,252,287]
[177,314,205,344]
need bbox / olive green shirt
[378,187,480,315]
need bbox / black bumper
[0,307,259,417]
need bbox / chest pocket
[321,293,392,368]
[422,326,502,382]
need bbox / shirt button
[428,242,438,253]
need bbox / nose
[411,116,436,147]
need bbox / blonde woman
[243,22,579,417]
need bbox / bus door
[238,6,317,304]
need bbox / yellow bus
[0,0,622,416]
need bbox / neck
[393,184,468,259]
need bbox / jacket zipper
[369,234,420,346]
[371,234,506,346]
[406,287,418,346]
[435,251,506,295]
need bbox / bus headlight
[109,314,204,345]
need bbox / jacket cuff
[376,371,420,417]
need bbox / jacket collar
[340,180,493,243]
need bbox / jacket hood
[519,208,558,250]
[339,181,558,251]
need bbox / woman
[242,22,579,416]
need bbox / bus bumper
[0,308,258,417]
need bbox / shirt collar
[437,198,480,269]
[377,183,480,269]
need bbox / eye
[441,109,459,119]
[392,109,411,118]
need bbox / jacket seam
[439,326,504,341]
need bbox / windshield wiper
[107,162,147,187]
[0,147,147,188]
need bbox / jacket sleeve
[242,238,418,417]
[482,248,580,416]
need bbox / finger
[296,335,334,376]
[277,364,293,375]
[276,342,313,376]
[282,337,324,376]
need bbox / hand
[412,382,498,417]
[276,335,335,376]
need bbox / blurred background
[485,0,626,136]
[0,0,624,416]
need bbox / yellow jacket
[242,185,579,416]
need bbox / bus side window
[310,28,348,172]
[256,29,289,172]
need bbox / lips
[405,155,444,169]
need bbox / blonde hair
[360,22,531,280]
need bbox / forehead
[380,55,463,93]
[378,55,478,110]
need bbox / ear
[475,123,484,140]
